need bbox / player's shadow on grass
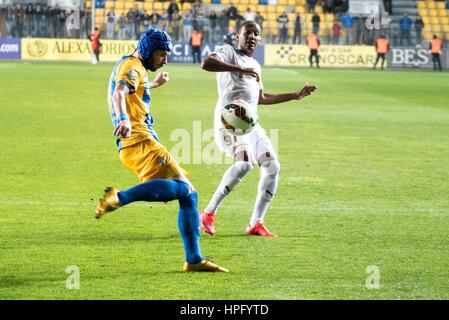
[0,275,63,288]
[0,276,28,288]
[60,233,181,244]
[206,233,248,238]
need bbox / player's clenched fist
[152,72,169,88]
[113,120,132,138]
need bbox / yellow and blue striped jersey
[108,55,159,150]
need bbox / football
[221,99,258,136]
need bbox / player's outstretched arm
[150,72,169,89]
[259,82,318,105]
[201,53,241,72]
[112,82,132,138]
[201,54,260,81]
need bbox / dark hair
[238,20,259,33]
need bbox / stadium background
[0,0,449,300]
[1,0,449,68]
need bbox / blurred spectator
[209,10,217,29]
[355,14,365,44]
[193,0,204,16]
[244,7,255,21]
[135,5,144,23]
[373,34,389,70]
[293,13,302,44]
[236,13,244,30]
[277,12,288,44]
[306,32,320,67]
[167,0,179,23]
[384,0,392,15]
[15,4,24,37]
[332,20,341,44]
[57,9,66,38]
[307,0,318,13]
[127,9,137,39]
[5,6,14,38]
[89,27,101,64]
[255,11,264,31]
[218,10,229,40]
[51,4,61,38]
[44,5,53,37]
[399,13,412,46]
[209,11,218,41]
[227,3,238,20]
[80,9,87,39]
[33,3,45,37]
[446,1,449,9]
[194,10,205,34]
[37,4,46,37]
[66,7,79,39]
[340,0,349,14]
[24,3,32,37]
[118,13,126,39]
[171,11,182,41]
[150,11,161,29]
[160,9,168,31]
[341,11,354,44]
[106,9,115,39]
[312,12,320,34]
[141,12,151,34]
[324,0,334,14]
[430,34,443,71]
[183,10,194,43]
[381,12,391,40]
[190,28,203,63]
[415,15,424,45]
[367,17,376,45]
[84,11,91,39]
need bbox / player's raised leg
[201,150,253,235]
[96,174,228,272]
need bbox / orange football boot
[246,221,278,237]
[200,211,216,235]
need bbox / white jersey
[211,44,276,163]
[213,44,263,125]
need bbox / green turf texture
[0,62,448,299]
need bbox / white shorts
[215,123,277,165]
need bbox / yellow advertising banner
[22,38,137,62]
[265,45,379,68]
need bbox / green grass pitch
[0,61,448,299]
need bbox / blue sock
[117,179,189,205]
[178,191,204,264]
[117,179,204,264]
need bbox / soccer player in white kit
[200,21,317,237]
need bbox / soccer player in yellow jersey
[95,28,228,272]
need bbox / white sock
[205,161,253,214]
[250,160,280,227]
